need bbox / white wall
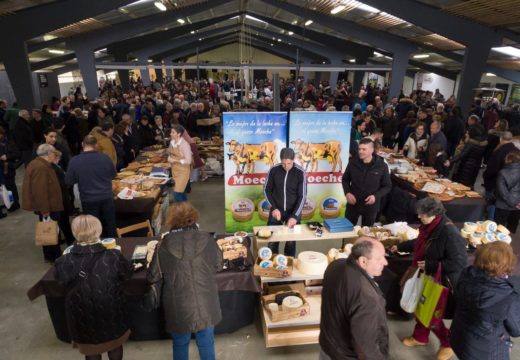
[403,76,414,97]
[415,72,456,98]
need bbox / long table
[28,237,261,342]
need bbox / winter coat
[381,115,399,142]
[452,138,488,188]
[0,137,20,177]
[54,244,133,345]
[404,132,429,160]
[395,97,415,120]
[451,266,520,360]
[496,163,520,211]
[147,229,222,333]
[137,124,155,149]
[320,256,389,359]
[483,142,517,192]
[91,129,117,167]
[111,134,126,171]
[397,216,468,317]
[13,118,34,151]
[22,157,63,214]
[444,114,465,145]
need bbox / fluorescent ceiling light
[48,49,65,54]
[292,20,298,25]
[245,14,268,24]
[94,48,107,54]
[190,30,195,34]
[229,15,240,20]
[373,51,383,57]
[147,59,153,63]
[486,73,496,77]
[349,59,356,63]
[270,43,274,46]
[384,56,392,60]
[277,38,282,42]
[43,35,57,41]
[492,46,520,58]
[331,5,346,14]
[357,3,379,13]
[305,20,313,26]
[177,18,185,24]
[322,61,326,64]
[426,62,443,66]
[413,54,430,59]
[154,1,167,11]
[288,31,294,35]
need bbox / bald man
[320,237,389,360]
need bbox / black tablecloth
[28,237,260,342]
[391,175,486,222]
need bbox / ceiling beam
[360,0,502,46]
[408,60,457,80]
[28,38,66,53]
[31,53,76,71]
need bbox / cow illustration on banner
[223,112,288,232]
[289,112,352,221]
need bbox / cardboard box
[254,256,294,278]
[262,283,310,322]
[216,237,248,261]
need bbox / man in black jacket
[320,237,389,359]
[342,138,391,226]
[13,110,34,167]
[263,148,306,257]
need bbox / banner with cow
[289,111,352,221]
[223,112,288,232]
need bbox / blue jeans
[267,213,298,257]
[174,191,187,202]
[485,190,496,221]
[171,327,215,360]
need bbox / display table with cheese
[253,223,358,347]
[27,236,261,342]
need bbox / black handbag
[142,241,163,312]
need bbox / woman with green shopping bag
[390,198,468,360]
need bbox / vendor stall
[27,236,260,342]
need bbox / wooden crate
[262,284,310,323]
[254,256,294,278]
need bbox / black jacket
[342,155,391,210]
[381,115,399,141]
[0,138,20,175]
[451,138,488,188]
[13,118,33,151]
[483,142,517,192]
[263,163,306,220]
[496,163,520,211]
[147,229,222,333]
[444,114,465,144]
[320,257,389,359]
[451,267,520,360]
[137,124,155,150]
[54,244,133,345]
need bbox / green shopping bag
[415,265,449,328]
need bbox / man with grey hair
[320,237,389,359]
[14,109,34,167]
[483,131,517,220]
[22,143,64,262]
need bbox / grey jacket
[147,229,222,333]
[496,163,520,211]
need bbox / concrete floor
[2,169,520,360]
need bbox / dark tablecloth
[28,237,260,341]
[391,174,486,222]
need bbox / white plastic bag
[400,268,424,313]
[0,184,13,209]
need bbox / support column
[352,54,369,94]
[155,67,163,83]
[113,54,130,92]
[1,42,37,108]
[303,71,310,82]
[456,43,490,117]
[140,65,151,86]
[388,48,412,101]
[329,71,339,86]
[74,47,99,98]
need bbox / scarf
[412,215,443,266]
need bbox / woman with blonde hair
[54,215,133,360]
[451,241,520,359]
[147,202,221,360]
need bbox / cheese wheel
[281,295,304,311]
[268,303,279,312]
[460,228,472,239]
[230,198,255,222]
[275,264,286,270]
[101,238,116,249]
[320,197,341,218]
[476,221,485,232]
[483,221,498,233]
[114,245,122,251]
[327,248,339,263]
[497,233,512,244]
[335,252,349,260]
[464,222,478,232]
[469,233,482,245]
[258,247,273,260]
[497,225,510,235]
[259,260,273,268]
[297,251,328,275]
[344,243,353,257]
[481,232,495,244]
[302,197,316,220]
[257,199,271,221]
[273,254,288,267]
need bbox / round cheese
[469,233,482,245]
[273,254,288,267]
[282,295,303,311]
[335,252,349,260]
[464,222,478,232]
[481,232,496,244]
[258,247,272,260]
[259,260,273,268]
[320,197,341,219]
[344,243,353,257]
[257,199,271,221]
[497,224,510,235]
[230,198,255,222]
[101,238,116,249]
[297,251,328,275]
[268,303,279,312]
[460,228,472,239]
[482,221,498,233]
[476,221,485,232]
[275,264,286,270]
[302,197,316,220]
[497,233,512,244]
